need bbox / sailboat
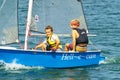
[0,0,105,68]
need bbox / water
[1,0,120,80]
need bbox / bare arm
[35,40,47,50]
[72,30,76,51]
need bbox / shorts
[69,44,73,50]
[46,45,62,51]
[76,46,87,52]
[69,44,87,52]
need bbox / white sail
[31,0,88,34]
[24,0,89,49]
[0,0,18,45]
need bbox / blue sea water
[0,0,120,80]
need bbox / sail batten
[31,0,88,34]
[0,0,18,45]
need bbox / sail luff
[24,0,33,50]
[81,0,89,33]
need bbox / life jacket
[75,28,88,45]
[47,35,56,47]
[47,34,62,49]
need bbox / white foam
[99,60,107,64]
[0,59,44,71]
[99,57,107,64]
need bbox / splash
[0,59,44,71]
[105,56,120,64]
[99,57,107,64]
[99,56,120,65]
[4,58,29,70]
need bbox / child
[64,19,88,52]
[35,25,62,51]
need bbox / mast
[24,0,33,50]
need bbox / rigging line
[16,39,24,49]
[0,0,6,11]
[89,39,99,50]
[30,33,96,37]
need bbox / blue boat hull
[0,48,104,68]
